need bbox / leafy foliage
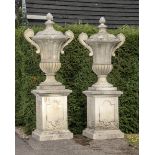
[15,24,139,134]
[125,134,139,148]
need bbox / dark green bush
[15,24,139,134]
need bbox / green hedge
[15,24,139,134]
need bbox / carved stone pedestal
[83,90,124,140]
[32,89,73,141]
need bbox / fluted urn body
[24,13,74,89]
[79,17,125,90]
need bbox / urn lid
[87,17,120,43]
[33,13,66,40]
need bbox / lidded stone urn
[79,17,125,140]
[79,17,125,90]
[24,13,74,90]
[24,13,74,141]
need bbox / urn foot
[38,75,65,90]
[89,75,117,91]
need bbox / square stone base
[32,129,73,141]
[31,89,73,141]
[83,128,124,140]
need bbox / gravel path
[15,134,138,155]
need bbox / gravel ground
[15,134,138,155]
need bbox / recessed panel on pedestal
[43,96,67,130]
[95,97,118,129]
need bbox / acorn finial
[46,13,53,21]
[98,16,107,32]
[45,13,54,28]
[99,17,106,24]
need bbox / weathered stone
[31,89,73,141]
[79,17,125,140]
[24,13,74,88]
[24,13,74,141]
[83,129,124,140]
[82,90,124,139]
[78,17,125,90]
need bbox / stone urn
[24,13,74,141]
[78,17,126,140]
[24,13,74,90]
[79,17,125,90]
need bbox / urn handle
[60,30,74,54]
[78,32,93,56]
[24,28,40,54]
[112,33,125,57]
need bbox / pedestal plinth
[83,89,124,140]
[31,89,73,141]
